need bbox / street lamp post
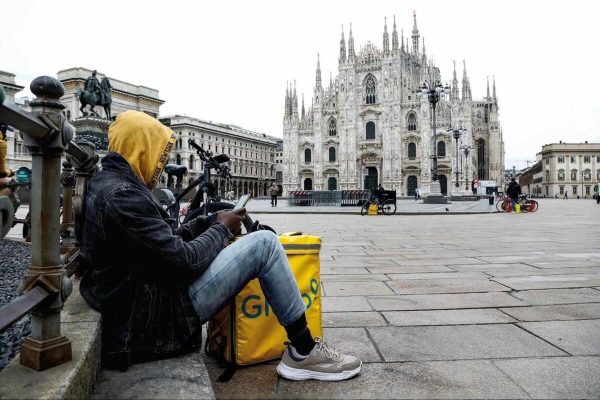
[461,145,473,191]
[447,127,467,190]
[418,80,449,203]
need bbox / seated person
[80,111,361,381]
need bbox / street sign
[15,167,31,183]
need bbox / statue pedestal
[71,117,110,153]
[423,181,448,204]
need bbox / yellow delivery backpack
[205,232,323,371]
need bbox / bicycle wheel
[496,199,506,212]
[528,200,538,212]
[360,202,370,216]
[381,200,397,215]
[502,200,513,212]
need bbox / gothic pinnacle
[392,15,398,52]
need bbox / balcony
[358,138,382,150]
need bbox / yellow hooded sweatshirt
[108,111,176,190]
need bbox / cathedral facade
[282,13,504,196]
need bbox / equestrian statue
[77,70,113,120]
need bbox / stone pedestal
[71,117,110,152]
[423,181,448,204]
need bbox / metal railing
[289,190,371,206]
[0,77,75,371]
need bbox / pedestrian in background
[270,183,280,207]
[414,188,419,201]
[563,191,568,200]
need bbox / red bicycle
[496,194,538,213]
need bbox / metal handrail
[0,286,51,332]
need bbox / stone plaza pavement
[204,199,600,399]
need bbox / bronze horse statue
[76,76,112,120]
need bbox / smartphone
[234,194,251,210]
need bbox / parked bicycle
[162,138,274,233]
[360,191,397,216]
[496,193,538,213]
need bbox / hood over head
[108,110,176,190]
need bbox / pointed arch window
[304,148,312,163]
[408,142,416,160]
[366,121,376,139]
[329,119,337,136]
[437,141,446,157]
[365,75,376,104]
[407,113,417,131]
[329,147,336,162]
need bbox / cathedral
[282,12,504,196]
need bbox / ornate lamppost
[461,145,473,191]
[418,80,449,202]
[447,127,467,190]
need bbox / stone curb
[251,210,499,216]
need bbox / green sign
[15,167,31,183]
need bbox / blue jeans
[188,230,306,327]
[511,198,517,211]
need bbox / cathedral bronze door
[439,175,448,195]
[407,175,418,196]
[364,167,378,190]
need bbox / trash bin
[488,196,494,205]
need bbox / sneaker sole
[276,361,362,381]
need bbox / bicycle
[162,138,274,233]
[360,192,397,216]
[496,194,538,213]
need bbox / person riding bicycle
[506,177,521,212]
[79,111,361,380]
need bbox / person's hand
[216,208,246,235]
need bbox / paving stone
[394,258,485,266]
[492,273,600,290]
[448,262,538,271]
[383,309,516,326]
[526,260,600,269]
[387,278,510,295]
[368,292,526,311]
[323,312,387,328]
[277,360,529,399]
[368,325,567,362]
[500,303,600,322]
[386,272,488,280]
[322,296,373,312]
[93,352,214,399]
[518,320,600,355]
[205,363,278,399]
[321,274,389,282]
[320,266,370,274]
[367,265,453,274]
[511,288,600,305]
[493,356,600,399]
[475,255,543,263]
[323,327,382,362]
[483,266,600,277]
[323,281,394,296]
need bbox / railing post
[17,76,74,370]
[60,160,75,252]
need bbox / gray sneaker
[276,338,362,381]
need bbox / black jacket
[506,181,522,199]
[80,152,232,370]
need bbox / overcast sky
[2,0,599,169]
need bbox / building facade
[159,115,278,197]
[275,139,284,192]
[1,70,31,171]
[537,142,600,198]
[282,13,504,196]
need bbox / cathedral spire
[292,80,298,119]
[486,75,491,101]
[493,75,497,105]
[400,29,405,52]
[421,37,427,64]
[411,10,420,57]
[348,23,355,63]
[301,93,305,119]
[392,15,398,53]
[451,60,459,103]
[316,54,321,87]
[339,25,346,64]
[461,59,472,102]
[383,17,390,56]
[285,82,290,118]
